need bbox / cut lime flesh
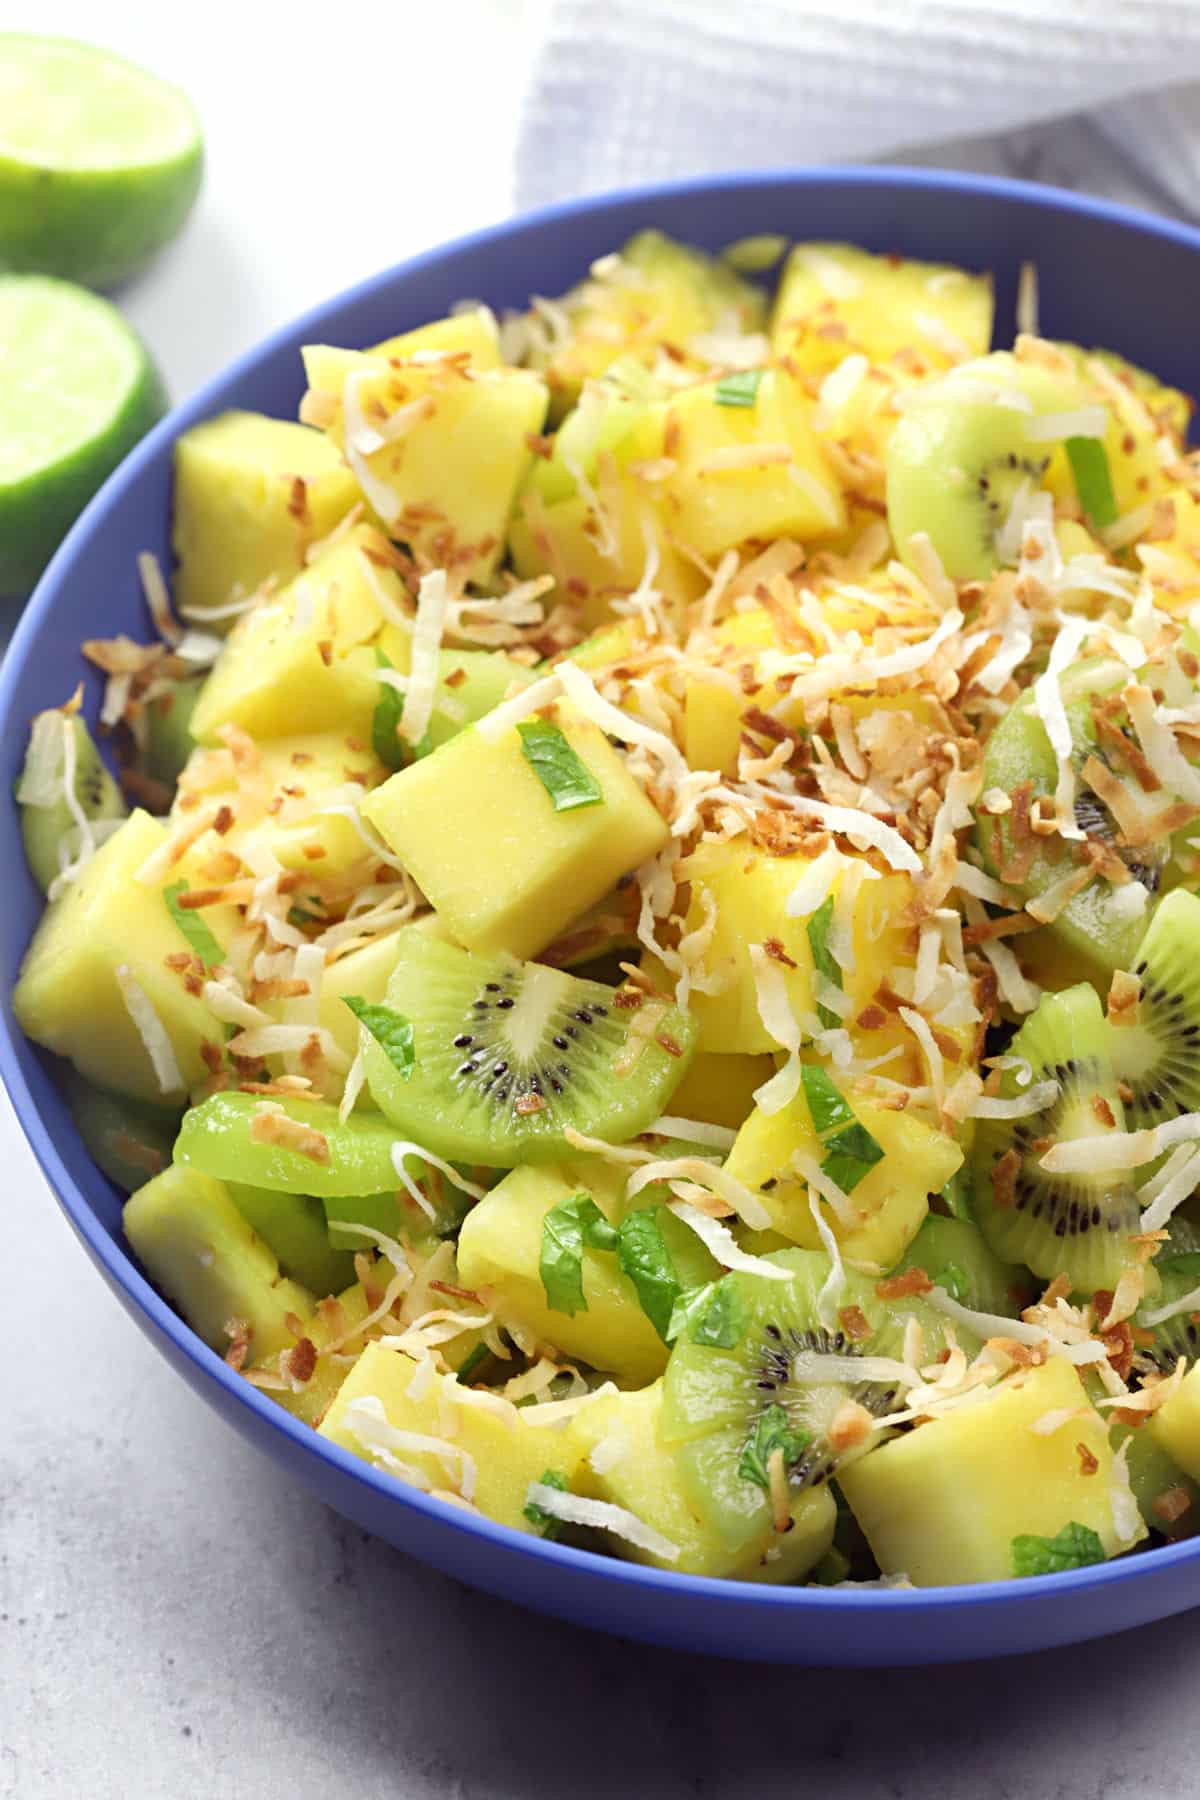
[0,35,203,288]
[0,275,166,595]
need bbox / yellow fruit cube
[508,481,704,631]
[771,243,993,376]
[570,1381,835,1579]
[838,1357,1145,1586]
[667,1052,777,1132]
[189,522,405,744]
[302,342,548,584]
[320,1341,582,1533]
[14,810,239,1102]
[361,706,669,959]
[172,410,359,625]
[1150,1364,1200,1482]
[724,1088,961,1269]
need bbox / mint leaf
[738,1403,811,1492]
[372,649,407,771]
[517,719,603,813]
[343,997,414,1080]
[821,1120,885,1194]
[714,369,765,408]
[938,1167,973,1222]
[523,1468,570,1538]
[1011,1521,1106,1578]
[801,1063,856,1138]
[538,1191,615,1315]
[1065,436,1118,530]
[288,902,321,929]
[1162,1251,1200,1279]
[933,1262,969,1304]
[455,1342,489,1384]
[806,894,841,1030]
[617,1206,682,1343]
[668,1279,747,1348]
[164,880,225,970]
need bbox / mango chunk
[172,410,360,625]
[361,706,668,960]
[1150,1364,1200,1483]
[570,1380,835,1580]
[320,1341,581,1533]
[839,1357,1145,1586]
[302,342,547,584]
[188,522,405,744]
[124,1165,315,1364]
[14,810,238,1102]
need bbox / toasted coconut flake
[115,966,182,1094]
[967,1080,1059,1121]
[627,1156,771,1231]
[523,1482,679,1560]
[343,1393,477,1499]
[248,1107,330,1164]
[400,569,450,747]
[667,1201,794,1279]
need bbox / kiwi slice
[65,1069,181,1193]
[17,712,126,893]
[142,673,203,792]
[976,656,1170,982]
[659,1249,967,1561]
[898,1215,1033,1317]
[1107,890,1200,1133]
[886,350,1085,581]
[971,984,1141,1294]
[1135,1256,1200,1377]
[360,932,697,1168]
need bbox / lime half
[0,35,203,289]
[0,275,166,595]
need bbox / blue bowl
[5,167,1200,1665]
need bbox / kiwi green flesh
[1109,888,1200,1135]
[1136,1259,1200,1376]
[899,1215,1033,1317]
[226,1183,355,1298]
[142,675,203,791]
[1116,1417,1200,1540]
[362,933,696,1168]
[975,663,1160,979]
[971,984,1141,1294]
[19,716,127,894]
[65,1070,180,1194]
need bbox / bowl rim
[7,160,1200,1622]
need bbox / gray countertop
[5,5,1200,1788]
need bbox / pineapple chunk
[570,1381,835,1580]
[257,1278,377,1428]
[456,1161,719,1384]
[667,1052,776,1132]
[1044,343,1193,527]
[725,1088,960,1270]
[124,1166,315,1363]
[14,810,238,1102]
[651,369,844,558]
[770,244,993,376]
[189,522,406,744]
[172,411,359,625]
[370,306,503,371]
[361,706,669,959]
[1149,1364,1200,1482]
[838,1357,1145,1586]
[302,342,547,584]
[320,1341,582,1533]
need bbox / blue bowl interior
[6,167,1200,1664]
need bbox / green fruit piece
[174,1092,404,1200]
[1108,889,1200,1134]
[141,675,203,791]
[0,273,166,593]
[886,350,1084,581]
[1135,1258,1200,1377]
[1113,1410,1200,1541]
[124,1164,314,1364]
[898,1216,1033,1317]
[359,932,696,1168]
[322,1155,484,1250]
[16,710,126,892]
[64,1069,180,1192]
[971,984,1141,1294]
[0,35,203,288]
[975,657,1162,982]
[225,1183,354,1298]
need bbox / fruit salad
[16,231,1200,1589]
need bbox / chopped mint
[1065,436,1118,530]
[372,649,432,769]
[616,1206,683,1344]
[739,1403,811,1493]
[523,1468,570,1538]
[538,1191,612,1315]
[714,368,765,408]
[668,1278,746,1348]
[934,1262,969,1304]
[938,1167,973,1222]
[821,1120,885,1194]
[800,1063,856,1137]
[288,902,321,929]
[164,880,225,970]
[455,1342,489,1384]
[1011,1521,1106,1578]
[806,895,841,1030]
[517,719,603,813]
[342,997,415,1080]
